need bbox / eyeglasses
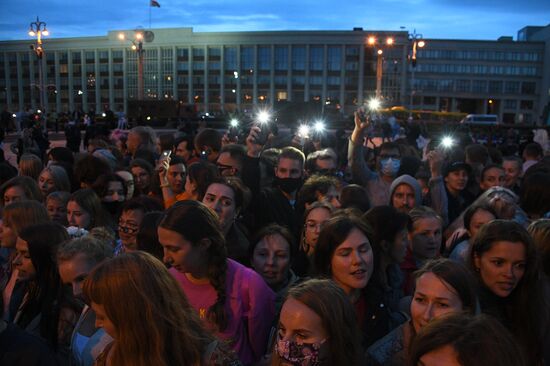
[118,224,139,234]
[217,163,237,174]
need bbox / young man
[349,111,402,206]
[502,156,522,194]
[389,174,422,213]
[254,146,305,236]
[159,156,188,208]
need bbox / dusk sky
[0,0,548,41]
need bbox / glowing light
[313,121,325,133]
[230,118,239,128]
[12,113,16,118]
[367,98,381,111]
[102,113,106,117]
[418,40,426,48]
[488,99,493,104]
[78,90,83,95]
[441,136,455,149]
[367,36,376,45]
[131,44,137,51]
[147,116,151,121]
[377,49,383,55]
[42,30,49,36]
[37,109,41,113]
[233,71,239,79]
[386,37,394,45]
[135,33,143,40]
[28,30,36,36]
[257,110,271,124]
[298,124,310,138]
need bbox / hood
[389,174,422,208]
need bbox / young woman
[158,200,275,365]
[293,201,333,276]
[0,176,43,207]
[184,161,219,201]
[11,222,81,361]
[363,205,411,324]
[92,173,127,218]
[67,189,112,231]
[250,224,299,312]
[38,165,71,197]
[469,219,550,365]
[18,153,43,181]
[0,201,50,320]
[46,191,71,226]
[447,204,496,263]
[271,278,362,366]
[409,313,526,366]
[366,258,477,366]
[202,177,251,265]
[313,214,391,347]
[83,251,242,366]
[130,159,154,197]
[401,206,443,295]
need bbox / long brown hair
[83,251,216,366]
[272,279,362,366]
[159,200,228,330]
[469,219,548,364]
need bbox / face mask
[274,177,302,194]
[275,336,327,366]
[380,158,401,177]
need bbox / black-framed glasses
[118,224,139,234]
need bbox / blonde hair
[83,252,216,366]
[3,200,50,238]
[18,153,43,180]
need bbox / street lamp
[408,29,426,118]
[367,36,394,99]
[119,31,145,100]
[28,16,49,129]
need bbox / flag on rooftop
[150,0,160,7]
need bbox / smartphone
[200,150,209,160]
[228,126,239,141]
[162,150,172,158]
[254,122,270,145]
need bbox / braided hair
[159,200,229,330]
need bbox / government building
[0,24,549,124]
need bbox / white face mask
[380,158,401,177]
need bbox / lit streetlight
[119,31,145,100]
[367,35,394,99]
[28,16,49,129]
[407,29,426,118]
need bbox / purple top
[170,259,275,365]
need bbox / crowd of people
[0,109,549,366]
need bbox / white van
[459,114,500,125]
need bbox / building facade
[0,25,548,123]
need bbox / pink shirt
[170,259,275,365]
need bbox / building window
[241,47,254,70]
[504,81,519,94]
[224,47,237,70]
[472,80,487,93]
[455,79,470,92]
[258,46,271,71]
[521,82,536,94]
[520,100,533,109]
[309,46,323,71]
[503,100,517,109]
[327,47,342,71]
[488,80,502,93]
[292,46,306,71]
[274,46,288,71]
